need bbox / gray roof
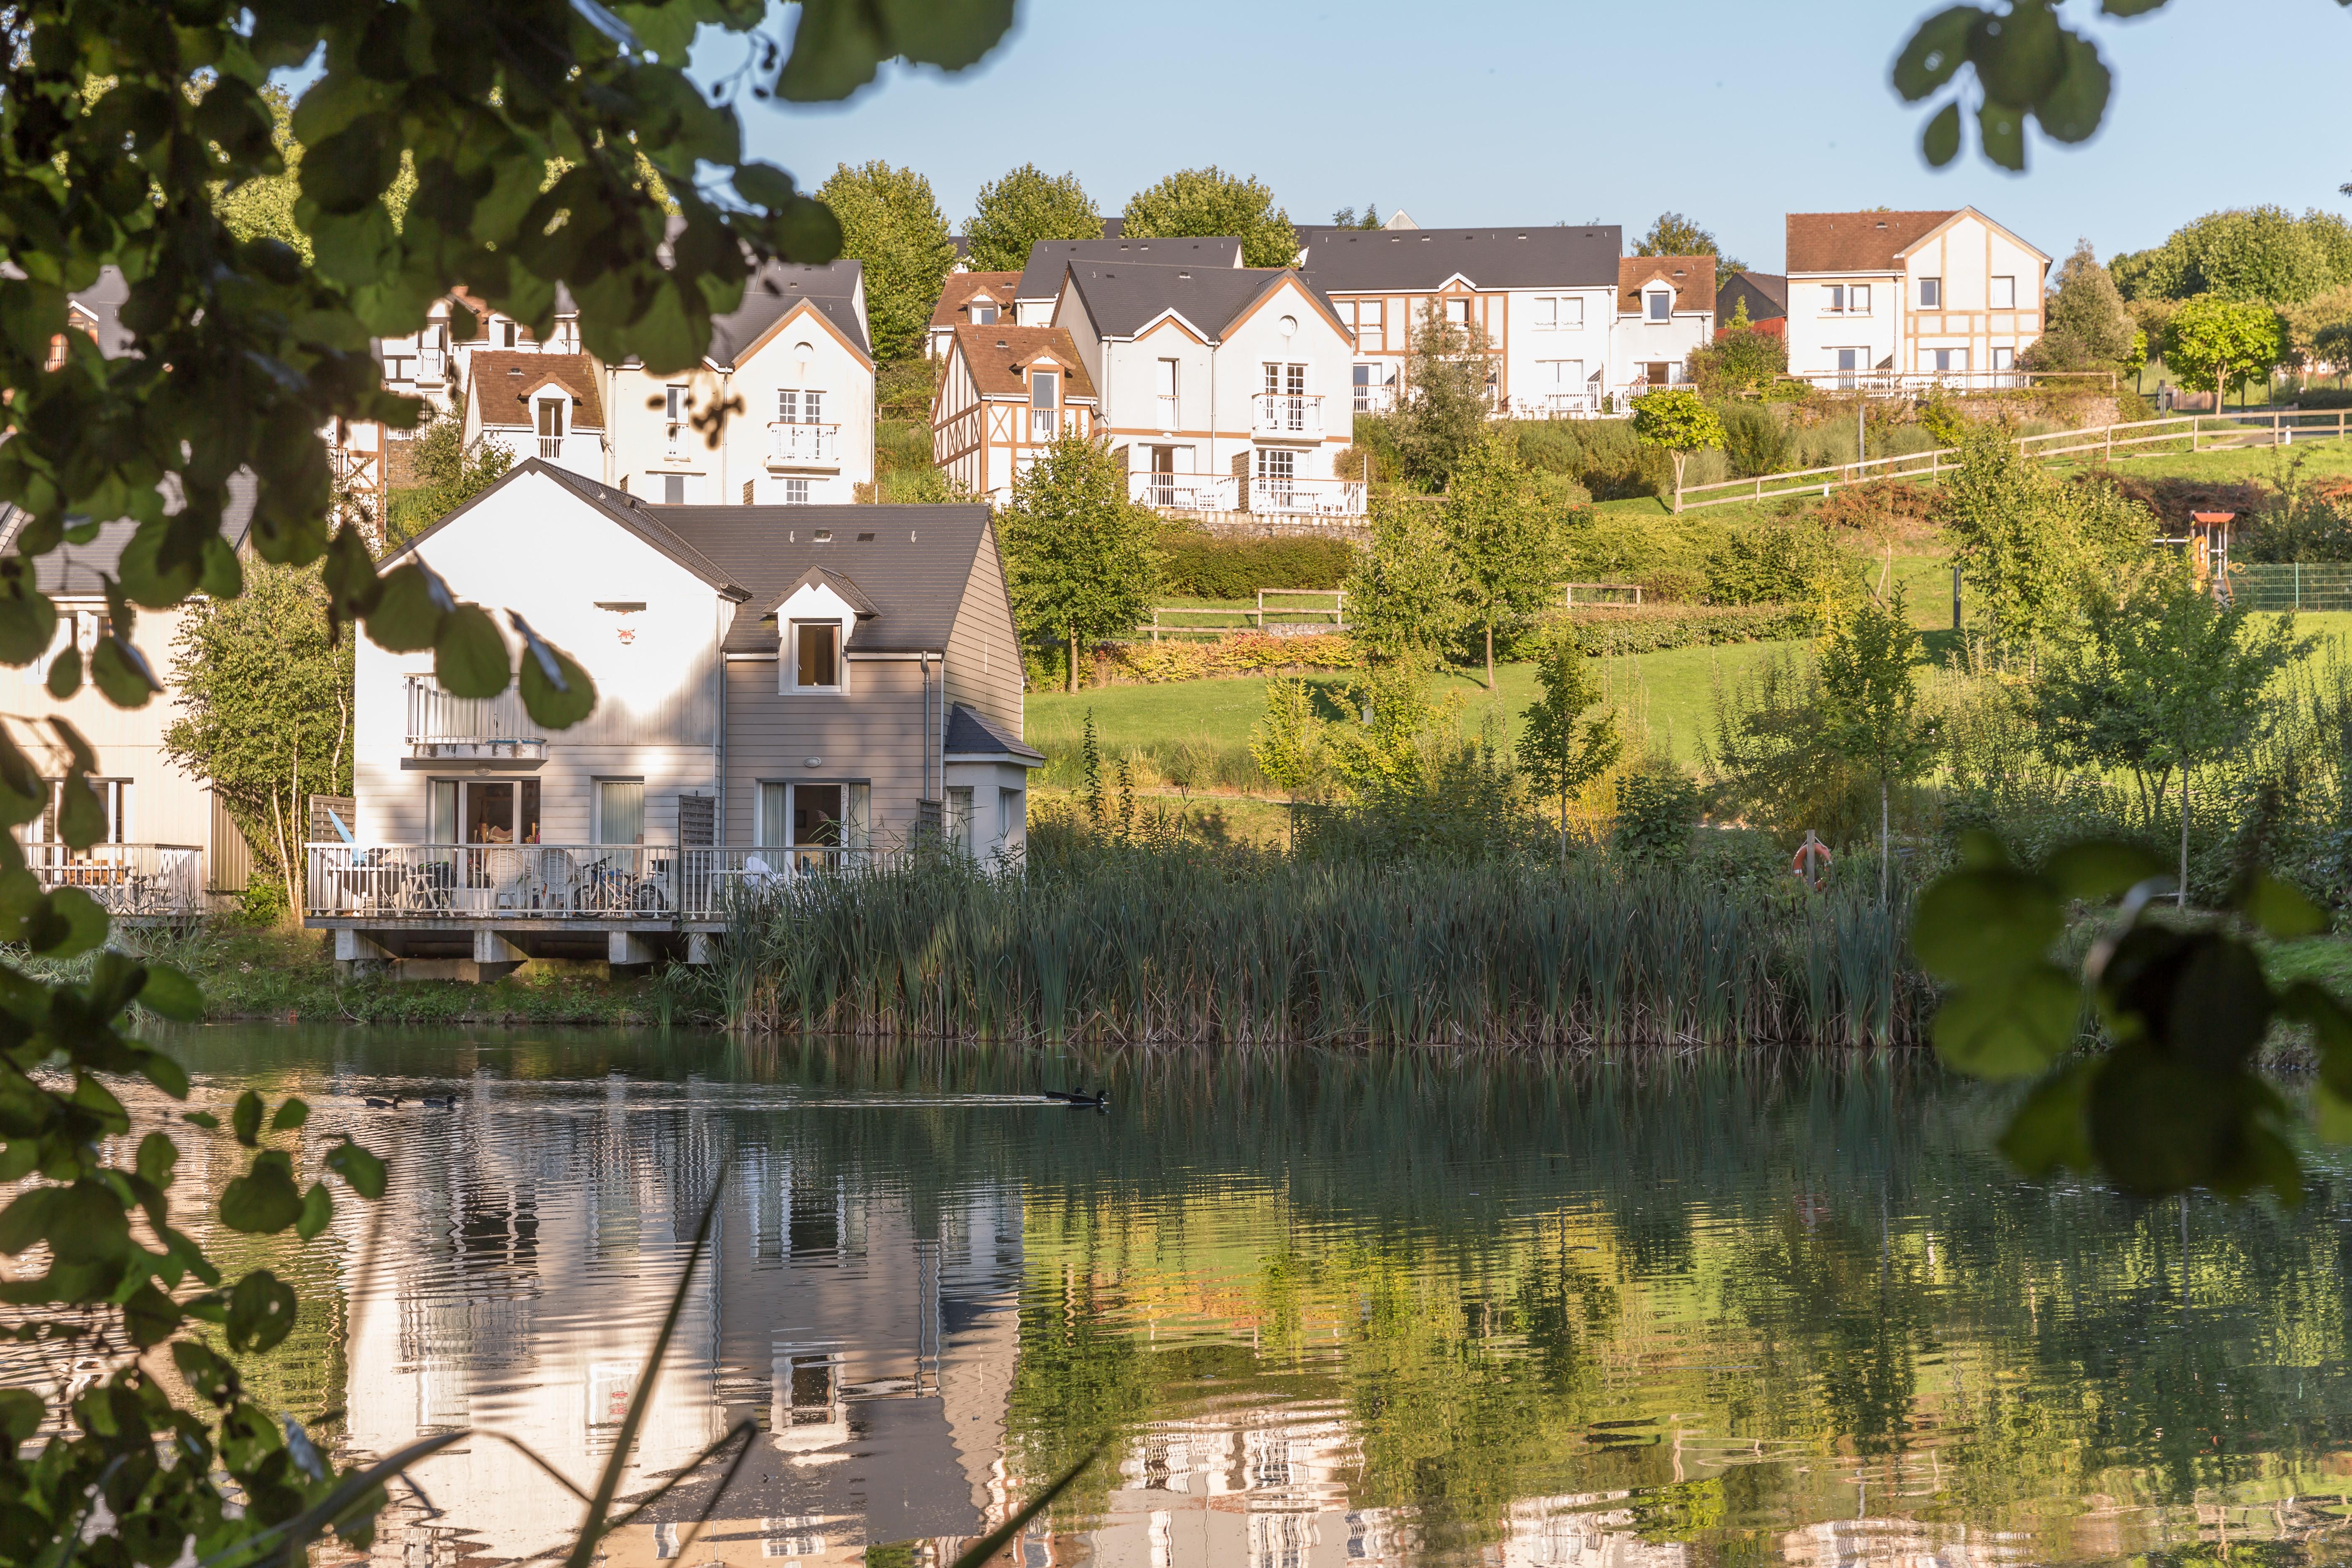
[651,503,996,656]
[945,702,1043,762]
[0,473,257,597]
[1060,263,1334,342]
[1292,225,1622,291]
[1717,270,1788,321]
[1015,237,1241,304]
[707,259,869,366]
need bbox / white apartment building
[377,287,583,416]
[1046,259,1361,517]
[1610,255,1717,399]
[1784,208,2049,390]
[1292,224,1623,417]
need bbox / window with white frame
[1029,368,1058,440]
[1931,347,1969,373]
[1990,275,2017,309]
[664,384,686,457]
[970,302,998,324]
[999,787,1024,842]
[791,620,841,689]
[30,779,130,845]
[1536,360,1584,410]
[1444,297,1471,327]
[1645,287,1671,323]
[946,787,974,853]
[783,477,810,505]
[535,397,565,459]
[1356,299,1383,351]
[1826,285,1845,314]
[1920,277,1942,309]
[1155,358,1179,427]
[1992,346,2015,370]
[777,388,825,424]
[662,473,686,504]
[592,779,645,845]
[1851,284,1871,314]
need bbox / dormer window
[792,621,841,690]
[535,396,565,459]
[971,303,999,324]
[1029,368,1059,440]
[1646,288,1671,323]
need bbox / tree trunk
[1558,789,1568,871]
[1484,621,1495,689]
[1066,627,1078,694]
[1671,451,1686,513]
[1880,776,1890,908]
[2178,763,2191,910]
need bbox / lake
[98,1027,2352,1567]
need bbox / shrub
[1157,527,1356,598]
[1614,764,1701,865]
[1705,519,1852,604]
[1103,631,1358,683]
[1689,325,1788,397]
[1518,603,1816,658]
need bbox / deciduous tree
[965,166,1101,273]
[1816,588,1936,901]
[1939,429,2149,662]
[1635,212,1743,274]
[1631,389,1726,511]
[1343,497,1467,666]
[999,434,1162,690]
[2162,294,2290,406]
[1122,167,1298,268]
[1392,302,1493,491]
[1440,430,1560,687]
[2022,239,2134,371]
[1517,631,1620,865]
[820,160,959,362]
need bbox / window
[500,322,517,348]
[593,780,644,845]
[1155,358,1179,427]
[1836,347,1861,390]
[793,621,840,689]
[1356,299,1384,351]
[946,787,974,853]
[1444,297,1471,327]
[783,478,810,505]
[664,384,686,457]
[1254,448,1295,503]
[999,787,1024,842]
[1536,360,1584,411]
[1932,347,1969,373]
[438,779,539,845]
[1990,275,2017,309]
[777,388,798,423]
[33,779,132,845]
[662,473,685,504]
[1532,296,1555,329]
[802,389,823,424]
[536,397,565,459]
[1920,277,1942,309]
[1850,284,1871,314]
[971,303,998,324]
[1029,369,1058,439]
[1646,289,1671,322]
[1826,284,1844,314]
[1532,294,1584,329]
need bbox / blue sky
[697,0,2352,271]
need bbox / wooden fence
[1673,409,2352,513]
[1139,589,1348,642]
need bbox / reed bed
[705,855,1925,1047]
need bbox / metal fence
[2232,563,2352,612]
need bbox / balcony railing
[1249,476,1366,516]
[1251,392,1323,438]
[768,421,842,467]
[26,843,203,918]
[405,675,546,762]
[415,348,446,382]
[305,840,932,922]
[1352,383,1398,416]
[1517,391,1601,418]
[1128,471,1239,513]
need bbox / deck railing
[767,421,841,467]
[1251,393,1324,438]
[1249,476,1366,516]
[26,843,203,917]
[404,675,545,760]
[1129,471,1239,513]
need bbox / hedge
[1157,528,1355,598]
[1531,602,1816,657]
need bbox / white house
[317,461,1035,974]
[1045,260,1361,518]
[1292,225,1622,418]
[1783,208,2049,390]
[1012,238,1241,327]
[377,287,583,416]
[927,271,1019,359]
[460,351,607,481]
[603,260,875,506]
[1610,256,1716,400]
[932,326,1100,503]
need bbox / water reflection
[123,1029,2352,1567]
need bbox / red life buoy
[1792,837,1833,892]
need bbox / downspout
[719,368,731,501]
[714,598,727,845]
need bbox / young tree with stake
[1816,587,1937,905]
[998,434,1163,692]
[1631,389,1727,512]
[1440,430,1561,688]
[1517,631,1621,866]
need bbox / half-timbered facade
[1292,225,1622,418]
[604,260,875,506]
[1784,208,2049,390]
[1610,256,1716,398]
[1046,261,1361,518]
[932,326,1099,503]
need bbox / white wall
[1785,271,1898,380]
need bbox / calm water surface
[107,1029,2352,1567]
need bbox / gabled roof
[947,326,1099,401]
[0,472,256,597]
[1015,237,1242,304]
[383,459,750,601]
[1785,210,1958,274]
[1716,270,1788,320]
[651,503,996,656]
[1292,225,1621,291]
[467,351,604,429]
[1619,255,1717,314]
[709,260,870,366]
[944,703,1044,764]
[931,271,1021,331]
[767,563,878,619]
[1059,263,1343,343]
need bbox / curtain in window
[595,780,645,845]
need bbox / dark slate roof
[651,503,995,656]
[1717,270,1788,321]
[1060,263,1335,342]
[1292,225,1622,291]
[708,259,869,366]
[0,473,256,597]
[1015,237,1241,304]
[945,702,1043,762]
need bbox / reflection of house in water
[1497,1495,1688,1568]
[340,1089,1023,1566]
[1089,1409,1389,1568]
[1776,1518,2034,1568]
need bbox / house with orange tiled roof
[927,271,1020,360]
[376,287,582,415]
[1609,255,1715,400]
[931,325,1100,502]
[1784,208,2048,391]
[460,351,606,480]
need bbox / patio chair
[524,847,582,912]
[486,847,528,910]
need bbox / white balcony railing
[1249,476,1366,516]
[1129,471,1239,512]
[1352,383,1398,416]
[415,347,446,382]
[1252,392,1324,438]
[26,843,204,918]
[1792,368,2034,395]
[304,841,918,922]
[405,675,546,762]
[768,421,842,467]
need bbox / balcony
[1251,393,1324,439]
[1249,476,1366,517]
[1352,383,1398,416]
[26,842,204,919]
[1517,391,1602,418]
[405,675,546,765]
[1129,471,1239,513]
[768,421,842,469]
[415,347,447,383]
[305,841,910,924]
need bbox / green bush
[1720,402,1794,477]
[1705,519,1850,604]
[1511,419,1651,500]
[1157,527,1356,598]
[1614,764,1701,865]
[1539,603,1816,656]
[876,417,933,476]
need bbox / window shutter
[678,794,715,848]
